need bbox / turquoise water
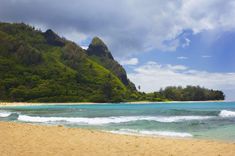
[1,102,235,141]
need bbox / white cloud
[120,58,139,65]
[128,61,235,100]
[201,55,212,58]
[166,64,188,71]
[81,46,88,50]
[59,29,88,45]
[177,56,188,60]
[182,38,191,48]
[1,0,235,55]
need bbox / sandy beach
[0,102,156,107]
[0,102,97,107]
[0,122,235,156]
[0,100,229,107]
[0,102,153,107]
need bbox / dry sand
[0,122,235,156]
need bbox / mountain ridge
[0,22,138,102]
[87,37,136,90]
[0,22,225,102]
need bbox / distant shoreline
[0,102,97,107]
[0,100,232,107]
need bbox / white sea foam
[0,111,12,117]
[142,116,213,122]
[219,110,235,117]
[17,115,213,125]
[0,111,12,118]
[109,129,193,137]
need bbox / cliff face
[87,37,136,91]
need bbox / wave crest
[109,129,193,137]
[17,115,213,125]
[0,111,12,117]
[219,110,235,117]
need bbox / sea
[1,101,235,141]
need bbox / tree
[156,85,225,101]
[103,82,112,101]
[16,44,42,65]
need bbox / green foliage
[16,44,42,65]
[0,22,128,102]
[61,42,86,69]
[87,37,136,91]
[43,29,65,47]
[0,22,225,103]
[89,37,107,47]
[154,86,225,101]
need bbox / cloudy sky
[1,0,235,100]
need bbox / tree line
[146,86,225,101]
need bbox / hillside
[0,22,137,102]
[87,37,136,91]
[0,22,225,102]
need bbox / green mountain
[0,22,225,103]
[0,22,137,102]
[87,37,136,91]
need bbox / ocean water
[1,102,235,141]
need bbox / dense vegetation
[87,37,136,91]
[0,22,139,102]
[0,22,225,102]
[143,86,225,101]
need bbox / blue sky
[130,30,235,73]
[0,0,235,100]
[121,30,235,100]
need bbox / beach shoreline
[0,121,234,156]
[0,102,98,107]
[0,100,229,107]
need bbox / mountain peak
[91,36,106,47]
[86,36,137,91]
[43,29,65,47]
[45,29,55,34]
[87,36,113,59]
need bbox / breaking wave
[219,110,235,117]
[0,111,12,117]
[108,129,193,137]
[17,115,214,125]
